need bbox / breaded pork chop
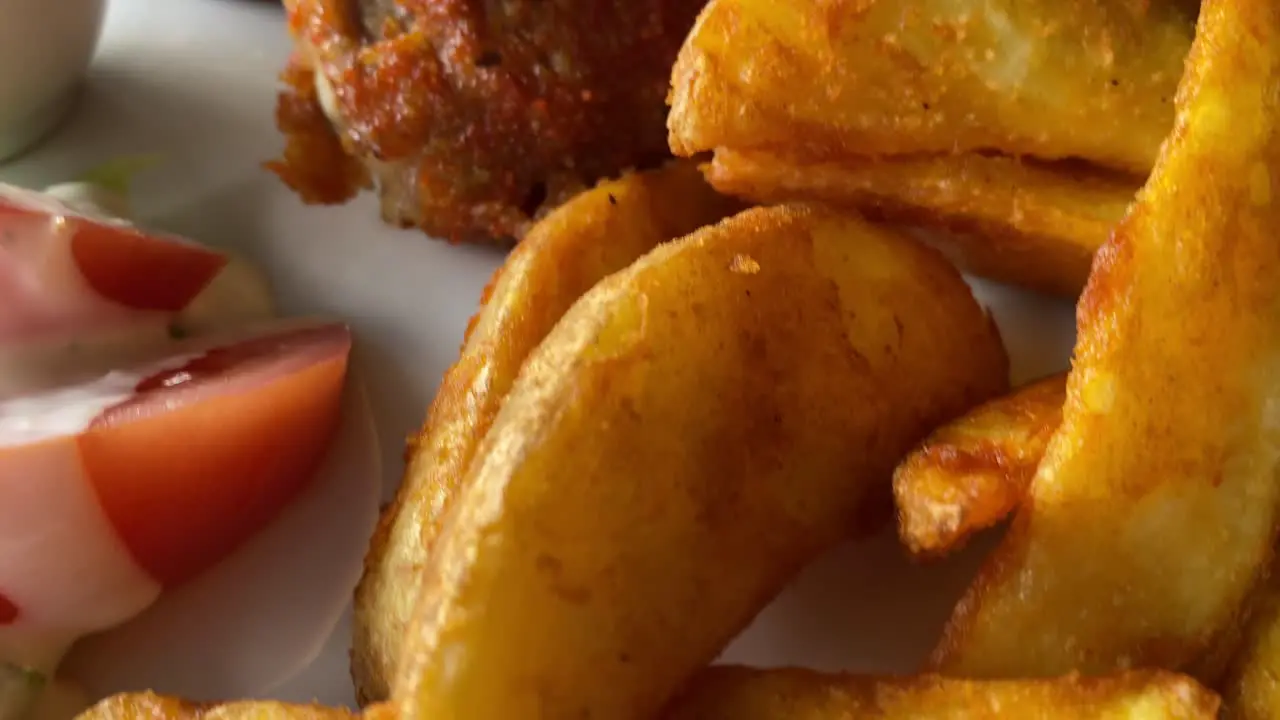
[269,0,706,243]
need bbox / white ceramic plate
[0,0,1079,710]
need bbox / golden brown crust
[393,204,1008,719]
[350,163,741,704]
[663,666,1220,719]
[79,693,358,720]
[275,0,706,242]
[668,0,1192,295]
[705,151,1139,297]
[265,53,371,206]
[73,670,1222,720]
[894,372,1066,557]
[931,0,1280,680]
[1221,561,1280,719]
[669,0,1191,173]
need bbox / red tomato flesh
[80,323,352,586]
[0,191,227,313]
[0,592,17,625]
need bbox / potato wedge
[669,0,1193,174]
[351,162,741,703]
[669,0,1192,295]
[76,693,361,720]
[705,152,1139,297]
[75,667,1219,720]
[931,0,1280,679]
[1221,567,1280,719]
[896,364,1256,682]
[663,666,1219,719]
[895,372,1066,557]
[394,205,1008,719]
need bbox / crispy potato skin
[71,670,1220,720]
[350,163,740,704]
[669,0,1192,174]
[932,0,1280,680]
[76,693,359,720]
[893,366,1267,684]
[275,0,706,242]
[894,372,1066,557]
[393,205,1008,719]
[662,666,1220,719]
[669,0,1191,295]
[705,151,1138,297]
[1222,570,1280,719]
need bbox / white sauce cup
[0,0,106,162]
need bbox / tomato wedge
[83,322,352,585]
[69,225,225,312]
[0,184,228,338]
[0,321,352,588]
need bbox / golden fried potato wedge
[705,152,1139,296]
[394,205,1008,719]
[351,162,740,703]
[663,666,1219,719]
[669,0,1193,174]
[76,693,360,720]
[669,0,1192,295]
[75,668,1219,720]
[895,372,1066,556]
[1221,567,1280,720]
[931,0,1280,679]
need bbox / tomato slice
[77,322,352,586]
[0,187,227,316]
[69,224,226,312]
[0,593,16,625]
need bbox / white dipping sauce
[0,181,277,719]
[0,182,275,395]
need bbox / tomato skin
[78,324,353,586]
[0,593,16,625]
[69,227,226,312]
[0,191,227,314]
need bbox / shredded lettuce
[43,155,163,222]
[77,155,163,196]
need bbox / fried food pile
[83,671,1218,720]
[351,161,744,702]
[76,0,1280,717]
[268,0,706,243]
[669,0,1197,296]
